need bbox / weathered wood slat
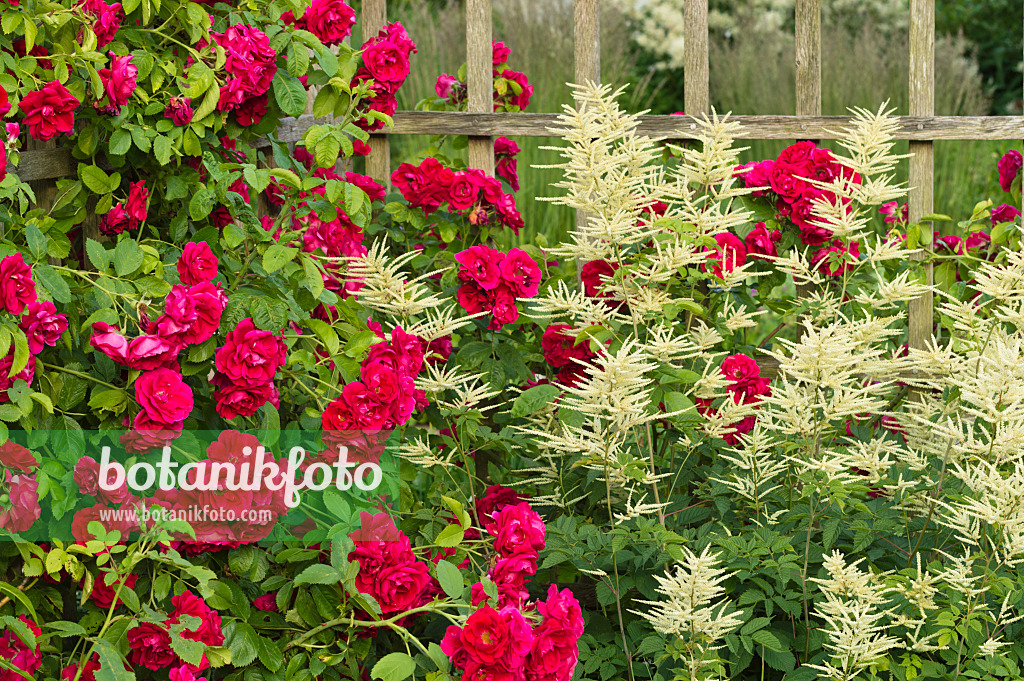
[908,0,935,355]
[684,0,709,115]
[466,0,494,176]
[362,0,390,186]
[10,114,1024,182]
[795,0,822,118]
[573,0,600,239]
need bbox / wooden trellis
[9,0,1024,357]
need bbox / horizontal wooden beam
[9,113,1023,182]
[389,112,1024,140]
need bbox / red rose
[177,242,219,285]
[301,0,356,46]
[165,96,192,126]
[120,411,183,455]
[580,260,619,306]
[704,232,747,278]
[0,473,39,533]
[499,248,542,297]
[127,622,176,670]
[213,24,278,97]
[362,38,411,83]
[98,204,131,235]
[61,655,101,681]
[125,335,179,371]
[460,604,534,671]
[744,222,782,259]
[424,335,453,364]
[441,624,471,669]
[19,81,79,140]
[492,41,512,66]
[526,587,584,681]
[79,0,122,46]
[494,193,524,233]
[998,150,1023,193]
[0,253,37,315]
[126,181,148,228]
[0,441,38,473]
[89,322,128,363]
[720,353,761,388]
[966,231,991,252]
[436,73,459,100]
[214,318,287,387]
[476,485,529,522]
[487,285,520,330]
[213,379,277,419]
[448,170,483,211]
[371,560,433,613]
[19,300,68,354]
[457,283,488,315]
[153,283,227,347]
[498,69,533,110]
[365,326,425,378]
[87,571,137,609]
[0,349,34,403]
[74,456,102,496]
[135,368,193,425]
[991,203,1021,226]
[234,93,267,126]
[541,325,594,370]
[361,361,416,426]
[170,590,224,646]
[253,594,278,611]
[486,502,545,557]
[456,245,505,290]
[96,52,137,114]
[0,615,42,680]
[811,239,860,276]
[345,172,386,203]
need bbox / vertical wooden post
[795,0,821,119]
[466,0,494,176]
[684,0,709,116]
[908,0,935,353]
[363,0,390,186]
[573,0,600,235]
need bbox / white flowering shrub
[510,81,1024,681]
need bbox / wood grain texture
[908,0,935,354]
[466,0,494,176]
[684,0,709,115]
[12,115,1024,183]
[362,0,391,185]
[795,0,821,117]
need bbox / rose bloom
[80,0,122,46]
[120,410,182,455]
[134,367,193,425]
[704,232,747,278]
[177,241,219,285]
[965,231,992,252]
[61,655,101,681]
[214,318,287,387]
[435,73,458,100]
[127,622,176,671]
[448,170,483,211]
[0,473,40,533]
[125,335,179,371]
[362,38,411,83]
[497,69,532,110]
[744,222,782,258]
[0,615,42,680]
[991,203,1021,226]
[720,353,762,389]
[541,324,594,370]
[96,52,137,114]
[88,571,138,609]
[214,24,278,96]
[476,485,529,522]
[0,441,38,473]
[153,282,227,347]
[253,594,278,612]
[0,349,34,402]
[460,604,534,670]
[487,285,520,330]
[301,0,356,46]
[580,259,619,305]
[19,81,80,140]
[998,149,1023,193]
[234,93,267,126]
[170,590,224,646]
[19,300,68,354]
[213,378,278,419]
[345,172,386,203]
[89,322,128,363]
[812,239,861,277]
[486,501,546,557]
[499,248,542,297]
[165,96,192,125]
[0,253,37,315]
[494,192,525,234]
[456,245,505,290]
[98,203,130,235]
[126,180,148,228]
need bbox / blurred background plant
[361,0,1023,248]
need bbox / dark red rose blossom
[998,150,1023,193]
[0,473,40,532]
[87,571,137,609]
[165,96,192,126]
[98,204,131,235]
[744,222,782,258]
[127,622,176,671]
[126,181,148,228]
[0,441,38,473]
[177,242,219,285]
[134,368,193,425]
[0,254,36,315]
[299,0,356,45]
[19,300,68,354]
[19,81,80,141]
[95,52,137,114]
[214,318,287,388]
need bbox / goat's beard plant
[507,81,1024,681]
